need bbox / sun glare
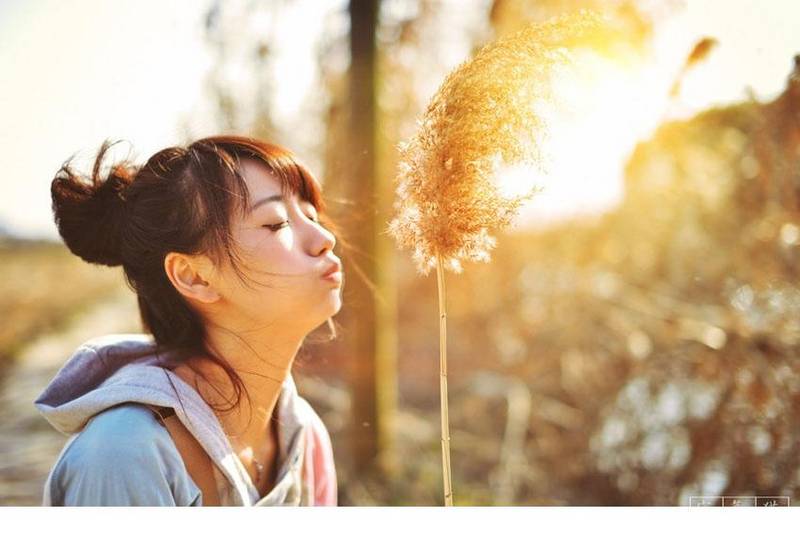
[498,48,674,230]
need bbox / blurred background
[2,0,800,506]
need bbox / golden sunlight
[496,50,674,227]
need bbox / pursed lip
[321,261,342,277]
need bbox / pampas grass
[386,9,620,505]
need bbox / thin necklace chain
[230,441,268,485]
[230,417,277,487]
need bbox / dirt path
[0,290,140,505]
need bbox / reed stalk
[436,254,453,506]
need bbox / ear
[163,252,220,304]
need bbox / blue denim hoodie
[34,333,337,506]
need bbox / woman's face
[210,158,342,337]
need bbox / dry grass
[0,240,126,368]
[386,9,621,275]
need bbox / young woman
[35,135,344,506]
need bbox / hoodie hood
[34,333,328,506]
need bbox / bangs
[190,135,326,220]
[247,150,326,214]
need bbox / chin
[305,296,342,331]
[324,284,343,304]
[327,296,343,316]
[322,299,342,321]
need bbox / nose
[312,220,337,257]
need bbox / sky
[0,0,213,238]
[1,0,800,240]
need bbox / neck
[183,319,305,445]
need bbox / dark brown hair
[50,135,345,417]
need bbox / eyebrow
[247,193,313,215]
[248,194,285,214]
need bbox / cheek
[232,231,319,297]
[241,245,309,294]
[238,233,290,273]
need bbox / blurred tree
[321,0,495,495]
[344,0,401,479]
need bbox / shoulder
[62,403,175,464]
[46,403,201,506]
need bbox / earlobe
[164,252,220,304]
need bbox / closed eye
[263,221,289,232]
[263,213,320,232]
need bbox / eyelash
[263,214,320,232]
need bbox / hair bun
[50,140,136,267]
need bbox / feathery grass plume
[385,9,623,506]
[387,9,620,275]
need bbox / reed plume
[385,9,621,506]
